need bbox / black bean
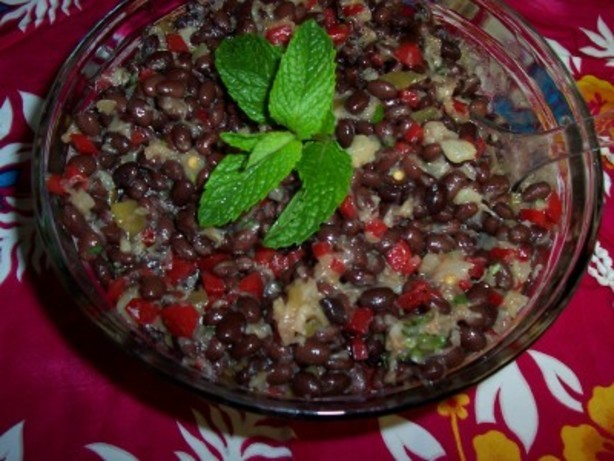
[483,175,510,197]
[335,119,355,148]
[292,371,321,397]
[469,96,489,116]
[522,181,552,202]
[156,79,186,98]
[161,160,185,181]
[294,338,331,366]
[170,179,195,206]
[140,275,166,300]
[60,203,88,237]
[358,287,396,311]
[107,133,131,154]
[67,154,97,176]
[419,143,442,162]
[425,183,447,215]
[236,296,261,323]
[170,235,197,260]
[320,297,348,325]
[419,358,445,381]
[274,1,295,19]
[355,120,374,135]
[466,303,498,329]
[455,202,478,220]
[494,263,513,290]
[204,308,225,326]
[144,50,173,71]
[426,234,455,253]
[345,90,370,114]
[171,124,192,152]
[367,79,397,100]
[509,224,531,244]
[321,371,352,396]
[482,214,500,235]
[112,162,138,188]
[459,324,487,351]
[126,98,154,127]
[493,202,514,220]
[142,74,165,97]
[231,334,261,359]
[230,229,258,253]
[216,311,246,344]
[75,111,101,136]
[78,230,104,261]
[466,283,489,304]
[385,104,411,120]
[197,80,217,106]
[267,364,294,385]
[342,269,376,287]
[205,337,225,361]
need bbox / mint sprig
[198,20,353,248]
[215,34,282,124]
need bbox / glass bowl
[33,0,603,418]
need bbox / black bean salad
[48,0,563,399]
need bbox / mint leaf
[264,140,352,248]
[269,20,336,140]
[220,131,296,167]
[215,35,282,124]
[198,139,303,227]
[220,131,268,151]
[247,131,296,167]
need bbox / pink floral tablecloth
[1,1,613,460]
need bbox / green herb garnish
[198,20,353,248]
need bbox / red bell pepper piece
[339,195,358,219]
[161,304,199,337]
[166,33,189,53]
[106,278,127,304]
[201,272,227,297]
[545,191,562,224]
[393,42,424,69]
[399,89,421,109]
[346,307,374,335]
[327,23,351,46]
[487,290,504,307]
[46,174,66,195]
[237,272,264,299]
[330,258,346,274]
[126,298,160,325]
[350,337,369,361]
[386,240,420,275]
[365,219,388,239]
[166,257,197,284]
[265,24,293,46]
[342,4,365,17]
[312,241,334,258]
[403,121,424,144]
[396,280,432,310]
[198,252,230,272]
[70,133,98,155]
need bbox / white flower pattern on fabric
[580,16,614,67]
[0,421,24,461]
[546,38,582,73]
[85,443,139,461]
[528,350,584,412]
[378,414,446,461]
[475,361,538,453]
[175,406,294,461]
[0,0,81,31]
[0,92,45,285]
[588,241,614,291]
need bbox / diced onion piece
[111,200,148,236]
[273,278,329,345]
[68,189,96,217]
[423,121,458,144]
[453,186,483,205]
[501,291,529,317]
[347,134,381,168]
[379,70,426,89]
[440,139,477,163]
[96,99,118,115]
